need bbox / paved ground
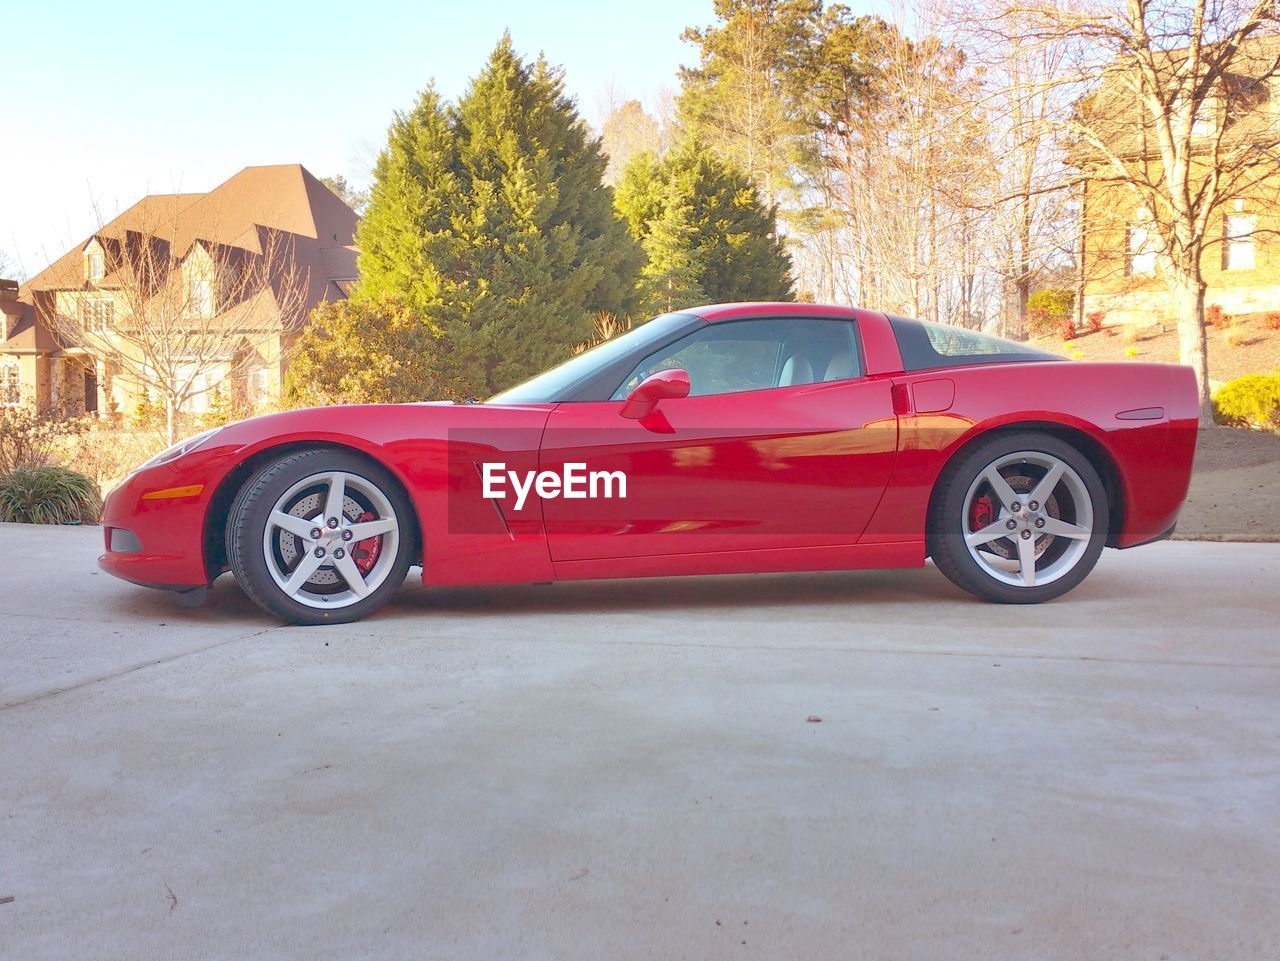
[2,525,1278,961]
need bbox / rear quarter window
[887,314,1064,372]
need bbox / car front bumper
[98,464,216,590]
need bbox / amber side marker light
[141,484,205,501]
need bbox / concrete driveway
[2,523,1278,960]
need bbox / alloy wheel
[961,450,1094,588]
[261,470,401,609]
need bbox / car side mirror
[620,368,691,419]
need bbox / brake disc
[277,491,366,588]
[980,473,1061,560]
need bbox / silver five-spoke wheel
[227,449,415,624]
[929,431,1108,604]
[962,451,1093,588]
[263,470,401,609]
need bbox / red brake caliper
[352,511,383,575]
[970,495,994,532]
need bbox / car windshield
[487,312,694,404]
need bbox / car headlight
[137,427,226,471]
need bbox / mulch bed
[1029,315,1280,384]
[1174,427,1280,541]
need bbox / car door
[539,316,898,562]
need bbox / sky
[2,0,726,277]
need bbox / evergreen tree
[614,151,667,241]
[355,87,463,316]
[616,136,793,314]
[637,188,707,314]
[354,37,642,398]
[679,0,820,201]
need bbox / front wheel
[929,432,1109,604]
[226,449,414,624]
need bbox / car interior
[617,318,861,398]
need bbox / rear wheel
[929,431,1108,603]
[226,449,414,624]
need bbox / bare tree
[796,6,998,325]
[599,99,670,185]
[985,0,1280,421]
[0,247,23,282]
[945,0,1079,337]
[52,217,309,442]
[320,175,370,215]
[679,0,817,205]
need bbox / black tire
[928,431,1109,604]
[226,449,414,625]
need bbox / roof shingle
[5,164,359,354]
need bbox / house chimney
[0,279,17,301]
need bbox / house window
[176,362,228,413]
[1,361,20,405]
[247,367,270,405]
[190,276,214,317]
[87,250,105,282]
[1224,213,1256,270]
[79,298,114,332]
[1186,96,1218,137]
[1127,213,1157,276]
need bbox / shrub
[0,407,87,475]
[1264,311,1280,331]
[1205,304,1228,328]
[1024,307,1053,337]
[573,311,633,355]
[1212,373,1280,430]
[0,465,102,524]
[58,425,169,491]
[202,385,254,429]
[1025,288,1074,338]
[1057,317,1075,340]
[1086,310,1105,333]
[287,297,445,406]
[131,389,165,431]
[1027,287,1074,319]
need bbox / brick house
[1076,38,1280,327]
[0,165,357,416]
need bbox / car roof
[686,302,860,323]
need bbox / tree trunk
[1074,181,1086,333]
[1016,196,1032,340]
[166,397,177,445]
[1169,272,1213,425]
[1016,274,1031,340]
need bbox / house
[1075,37,1280,327]
[0,164,357,417]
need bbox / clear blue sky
[3,0,884,276]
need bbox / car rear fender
[858,361,1195,549]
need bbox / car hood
[206,400,558,450]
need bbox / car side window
[611,318,860,400]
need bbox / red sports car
[99,303,1199,624]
